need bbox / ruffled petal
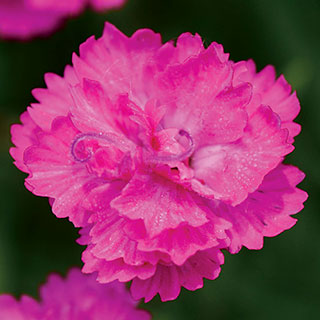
[87,210,168,266]
[234,60,301,141]
[217,164,308,253]
[29,66,78,131]
[82,248,157,283]
[10,111,40,173]
[73,23,162,105]
[131,249,224,302]
[23,116,95,226]
[159,43,249,146]
[111,172,209,238]
[136,215,230,265]
[174,32,204,63]
[193,105,293,205]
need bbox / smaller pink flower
[0,0,126,40]
[0,268,150,320]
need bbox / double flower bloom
[10,23,307,302]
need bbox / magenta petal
[82,248,157,283]
[0,294,41,320]
[29,66,78,131]
[90,0,126,10]
[193,105,293,205]
[234,60,301,141]
[131,249,224,302]
[219,164,308,253]
[0,3,62,40]
[69,80,116,134]
[73,23,162,103]
[111,173,209,238]
[10,111,40,173]
[39,268,151,320]
[23,117,93,227]
[136,214,230,265]
[88,211,167,265]
[0,268,150,320]
[174,32,204,63]
[0,0,126,40]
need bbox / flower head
[10,23,307,301]
[0,268,150,320]
[0,0,125,39]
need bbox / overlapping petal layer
[11,23,307,301]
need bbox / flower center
[70,128,194,181]
[71,132,132,179]
[149,129,194,163]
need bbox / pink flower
[0,0,125,40]
[0,268,150,320]
[10,23,307,301]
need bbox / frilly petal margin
[10,111,40,174]
[192,105,293,206]
[111,172,209,238]
[216,164,308,253]
[23,116,93,227]
[29,65,78,131]
[130,249,224,302]
[233,59,301,142]
[82,248,157,283]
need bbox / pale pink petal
[111,172,209,238]
[131,249,224,302]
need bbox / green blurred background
[0,0,319,319]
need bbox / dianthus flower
[0,0,125,39]
[10,23,307,301]
[0,268,150,320]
